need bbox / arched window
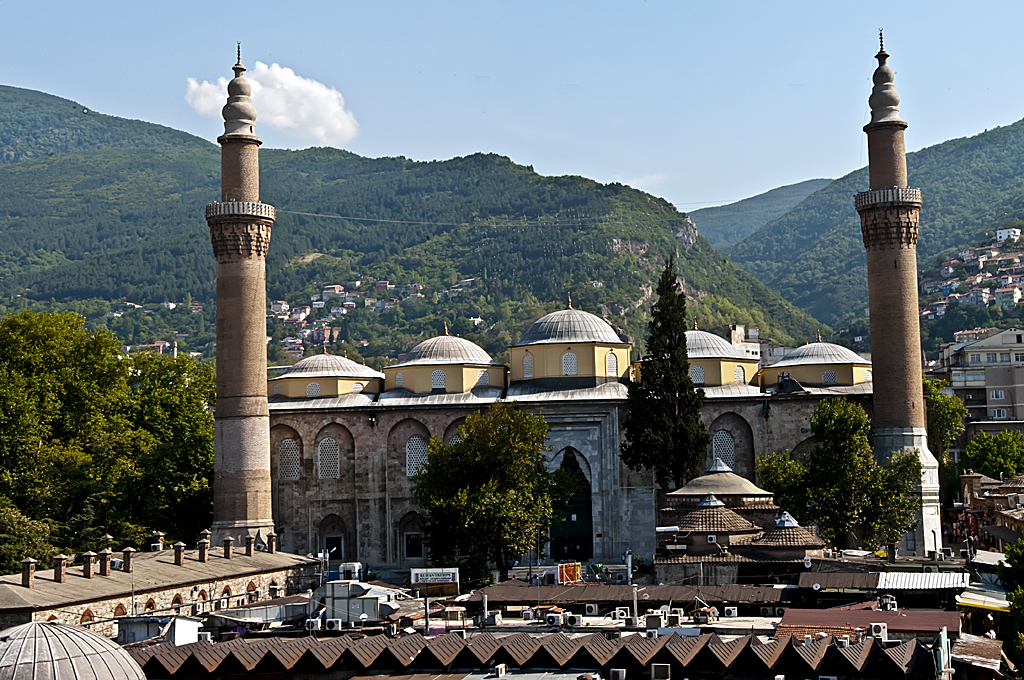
[523,354,533,379]
[606,352,618,377]
[278,439,300,481]
[273,383,281,395]
[864,369,873,381]
[171,594,183,614]
[406,435,428,476]
[222,586,232,597]
[562,352,578,376]
[431,369,446,389]
[113,604,127,617]
[712,430,736,469]
[476,370,489,386]
[822,370,838,387]
[395,371,405,388]
[352,382,363,393]
[306,382,322,397]
[317,438,340,479]
[80,609,94,625]
[734,365,745,383]
[144,599,155,612]
[689,365,705,384]
[449,434,462,445]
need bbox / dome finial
[322,344,327,354]
[567,292,573,309]
[816,330,822,342]
[693,318,698,331]
[878,29,884,54]
[222,43,257,136]
[444,321,449,336]
[867,30,903,125]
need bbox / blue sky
[2,1,1023,211]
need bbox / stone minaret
[206,48,276,544]
[854,35,941,555]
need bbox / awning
[981,525,1023,544]
[956,585,1010,613]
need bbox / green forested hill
[690,178,832,248]
[0,86,825,360]
[726,118,1024,324]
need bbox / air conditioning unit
[325,619,342,631]
[611,670,627,680]
[305,618,321,631]
[452,629,468,639]
[707,535,717,544]
[385,623,398,637]
[566,614,584,627]
[615,607,630,619]
[803,635,812,645]
[666,614,681,626]
[923,565,938,573]
[775,607,787,616]
[760,607,773,616]
[545,613,563,626]
[650,663,671,680]
[869,622,888,639]
[723,607,738,618]
[521,610,534,621]
[839,635,850,648]
[585,603,599,616]
[646,614,664,629]
[149,543,162,552]
[624,616,639,627]
[495,663,508,678]
[645,630,658,639]
[197,632,212,642]
[110,558,124,571]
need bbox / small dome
[685,330,746,360]
[517,309,624,346]
[0,621,146,680]
[770,341,869,369]
[276,353,384,380]
[397,335,497,367]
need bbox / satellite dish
[804,557,812,569]
[813,583,821,591]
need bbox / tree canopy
[413,401,572,583]
[960,430,1024,480]
[620,255,710,490]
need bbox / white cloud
[185,62,359,146]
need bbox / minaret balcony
[855,187,922,211]
[205,201,276,221]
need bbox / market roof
[776,607,960,636]
[769,341,870,369]
[668,461,773,498]
[0,621,145,680]
[685,329,747,360]
[748,514,825,549]
[395,335,499,367]
[676,504,761,534]
[515,308,625,346]
[270,352,384,380]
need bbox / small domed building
[760,339,872,389]
[268,352,384,399]
[0,621,145,680]
[383,332,505,394]
[685,327,760,389]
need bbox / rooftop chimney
[245,535,255,557]
[173,542,186,566]
[100,533,113,548]
[223,537,234,560]
[122,547,136,573]
[151,530,165,551]
[198,539,209,563]
[21,558,35,588]
[53,554,68,583]
[82,551,96,579]
[98,548,112,576]
[267,533,277,554]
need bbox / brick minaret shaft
[854,37,941,555]
[206,51,276,544]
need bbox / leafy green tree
[755,451,805,518]
[414,402,571,583]
[924,378,967,464]
[997,541,1024,668]
[0,496,57,575]
[863,450,923,551]
[961,431,1024,479]
[620,255,710,489]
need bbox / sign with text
[410,568,460,596]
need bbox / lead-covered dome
[0,621,146,680]
[770,341,869,368]
[398,335,497,366]
[685,330,746,359]
[276,353,384,380]
[517,309,624,346]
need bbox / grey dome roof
[516,309,624,346]
[770,341,870,369]
[685,330,746,360]
[397,335,497,367]
[0,621,145,680]
[275,353,384,380]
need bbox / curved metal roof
[0,621,146,680]
[685,330,747,360]
[396,335,498,367]
[516,309,625,346]
[668,468,773,497]
[770,341,870,368]
[273,353,384,380]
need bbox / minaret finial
[693,318,698,331]
[816,330,822,342]
[444,321,449,336]
[868,30,902,125]
[237,42,242,65]
[567,292,573,309]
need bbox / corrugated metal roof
[876,571,970,591]
[506,382,628,402]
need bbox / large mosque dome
[685,329,747,359]
[769,341,869,368]
[278,352,384,379]
[398,334,498,366]
[516,308,624,346]
[0,621,146,680]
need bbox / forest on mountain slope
[690,178,832,249]
[0,86,824,361]
[726,118,1024,324]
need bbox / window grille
[273,383,281,395]
[523,354,533,379]
[278,439,300,480]
[712,430,735,469]
[406,435,428,476]
[734,365,745,383]
[606,352,618,377]
[395,371,405,388]
[864,370,873,381]
[689,365,705,384]
[352,382,363,393]
[449,434,462,445]
[562,352,578,376]
[306,382,321,397]
[317,438,340,479]
[822,370,838,387]
[477,370,489,386]
[431,370,446,389]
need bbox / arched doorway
[320,514,348,564]
[549,448,593,561]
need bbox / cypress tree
[620,255,709,490]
